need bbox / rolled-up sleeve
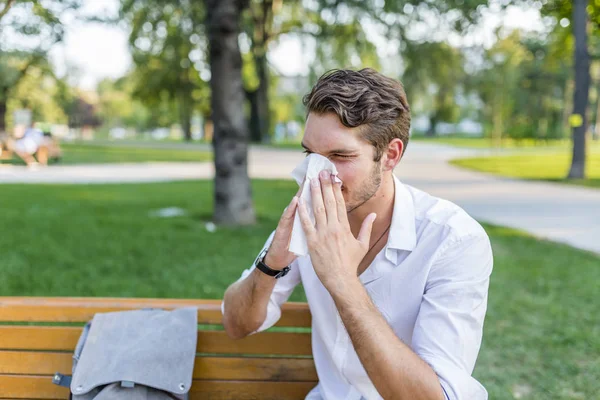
[411,231,493,400]
[221,231,301,333]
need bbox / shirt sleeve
[221,230,302,334]
[411,231,493,400]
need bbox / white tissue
[289,153,343,256]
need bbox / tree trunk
[492,107,503,148]
[426,115,437,136]
[246,88,262,142]
[255,52,271,143]
[247,52,271,143]
[0,100,7,134]
[179,92,192,141]
[568,0,590,179]
[562,79,573,138]
[206,0,255,225]
[594,77,600,140]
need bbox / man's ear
[382,138,404,171]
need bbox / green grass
[451,151,600,188]
[0,180,598,398]
[266,141,303,150]
[411,136,565,149]
[1,143,212,165]
[412,135,600,151]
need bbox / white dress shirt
[223,175,493,400]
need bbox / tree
[403,41,465,136]
[0,51,42,133]
[6,59,69,126]
[519,35,571,141]
[567,0,589,179]
[541,0,597,178]
[242,0,283,143]
[206,0,256,225]
[0,0,80,134]
[468,26,573,145]
[243,0,492,142]
[119,0,209,141]
[96,77,155,132]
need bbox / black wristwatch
[255,248,291,279]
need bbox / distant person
[12,126,50,168]
[222,68,493,399]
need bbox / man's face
[302,112,383,213]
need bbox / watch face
[255,248,268,266]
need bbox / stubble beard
[345,161,382,215]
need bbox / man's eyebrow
[301,142,356,155]
[328,148,356,155]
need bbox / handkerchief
[289,153,342,256]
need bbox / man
[222,68,493,400]
[11,125,50,168]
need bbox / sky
[46,0,547,91]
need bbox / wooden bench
[0,148,12,161]
[0,297,316,400]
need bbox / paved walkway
[2,143,599,255]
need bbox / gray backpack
[52,307,198,399]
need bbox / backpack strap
[52,372,72,388]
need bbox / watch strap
[256,250,291,279]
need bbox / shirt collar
[385,175,417,263]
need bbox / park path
[1,143,599,255]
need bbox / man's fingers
[319,170,337,223]
[357,213,377,247]
[310,176,327,228]
[298,197,316,238]
[332,175,348,225]
[295,181,304,197]
[274,196,298,241]
[283,196,298,220]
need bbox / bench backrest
[0,297,315,400]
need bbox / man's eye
[333,154,352,159]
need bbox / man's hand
[297,170,376,291]
[264,187,302,270]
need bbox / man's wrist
[263,251,287,271]
[325,274,364,301]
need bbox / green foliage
[0,0,81,49]
[542,0,600,32]
[403,41,465,133]
[0,50,75,130]
[0,0,81,131]
[119,0,210,135]
[0,50,40,102]
[468,29,570,141]
[6,62,69,125]
[96,77,155,131]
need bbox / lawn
[451,151,600,188]
[1,142,212,165]
[0,180,598,399]
[411,135,569,149]
[412,135,600,151]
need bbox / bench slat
[0,375,316,399]
[0,351,317,381]
[0,297,311,327]
[0,326,312,355]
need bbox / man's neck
[347,173,395,242]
